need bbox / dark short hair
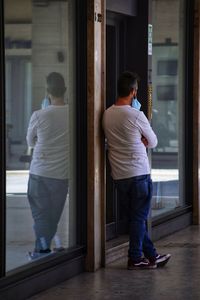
[117,71,139,97]
[46,72,66,97]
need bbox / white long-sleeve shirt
[26,105,69,179]
[102,105,157,180]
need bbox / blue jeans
[114,174,157,261]
[28,174,68,251]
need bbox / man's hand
[141,136,148,147]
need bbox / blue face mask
[131,98,141,110]
[41,96,51,109]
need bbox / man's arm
[141,135,148,147]
[26,112,38,147]
[137,112,158,148]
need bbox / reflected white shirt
[102,105,158,180]
[26,105,69,179]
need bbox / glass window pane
[151,0,186,218]
[157,60,178,76]
[157,84,177,101]
[5,0,77,271]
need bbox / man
[27,72,69,260]
[102,71,171,269]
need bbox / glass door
[151,0,188,220]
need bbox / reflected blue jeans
[114,174,157,261]
[28,174,68,251]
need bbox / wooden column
[86,0,106,271]
[193,0,200,224]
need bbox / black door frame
[106,11,127,240]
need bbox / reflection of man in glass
[26,72,68,260]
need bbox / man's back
[27,105,69,179]
[103,104,157,180]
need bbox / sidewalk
[29,225,200,300]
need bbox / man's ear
[130,88,135,98]
[133,88,137,98]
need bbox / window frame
[0,0,87,287]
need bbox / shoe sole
[128,265,157,270]
[156,255,171,267]
[27,252,53,261]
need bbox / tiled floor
[29,225,200,300]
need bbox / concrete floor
[29,225,200,300]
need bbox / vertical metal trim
[0,0,6,277]
[76,0,87,246]
[147,0,153,121]
[100,0,106,268]
[147,0,153,236]
[185,0,194,208]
